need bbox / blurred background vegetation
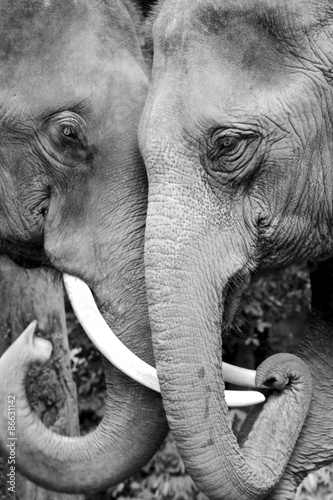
[67,264,333,500]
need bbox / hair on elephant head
[0,0,170,493]
[140,0,333,499]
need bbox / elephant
[139,0,333,499]
[0,0,169,493]
[0,0,259,494]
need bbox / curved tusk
[222,362,256,388]
[63,273,160,392]
[225,391,265,407]
[0,320,53,366]
[63,274,265,407]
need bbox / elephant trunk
[0,220,169,493]
[144,154,312,500]
[0,315,167,493]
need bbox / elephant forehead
[0,1,88,62]
[193,0,319,33]
[154,0,323,56]
[0,0,146,122]
[0,0,138,68]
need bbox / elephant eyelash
[209,128,257,153]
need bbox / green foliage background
[67,265,333,499]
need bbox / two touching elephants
[0,1,332,499]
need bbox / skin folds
[0,0,169,492]
[140,1,333,498]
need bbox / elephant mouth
[0,239,52,269]
[222,271,253,333]
[63,274,264,407]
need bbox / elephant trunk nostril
[261,376,282,388]
[255,353,313,393]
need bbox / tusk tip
[23,320,38,341]
[23,321,52,363]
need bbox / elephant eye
[217,135,242,157]
[209,131,251,163]
[212,130,259,165]
[37,111,91,168]
[203,128,262,182]
[61,124,78,141]
[58,118,84,145]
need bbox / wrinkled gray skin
[0,0,168,493]
[139,0,333,499]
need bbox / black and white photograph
[0,1,332,499]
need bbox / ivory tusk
[63,274,161,392]
[63,274,265,407]
[222,362,257,388]
[225,390,265,407]
[1,320,53,364]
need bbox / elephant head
[0,0,170,492]
[140,0,333,498]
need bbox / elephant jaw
[63,274,264,407]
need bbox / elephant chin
[64,274,266,407]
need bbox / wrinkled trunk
[0,260,168,493]
[0,256,82,500]
[268,259,333,499]
[144,153,312,500]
